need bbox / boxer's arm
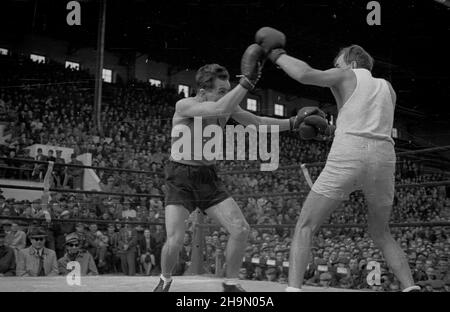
[275,55,347,88]
[231,106,290,131]
[176,85,247,118]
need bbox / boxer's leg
[206,197,250,280]
[160,204,190,278]
[364,141,415,290]
[288,190,341,289]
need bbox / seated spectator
[5,222,26,259]
[58,233,98,276]
[16,227,58,276]
[265,267,278,282]
[319,272,333,288]
[118,222,137,276]
[0,232,16,276]
[121,198,136,219]
[137,228,156,276]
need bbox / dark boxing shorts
[164,161,230,213]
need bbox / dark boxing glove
[255,27,287,63]
[298,123,318,140]
[303,115,329,134]
[290,107,326,131]
[238,43,266,90]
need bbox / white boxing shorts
[311,134,396,206]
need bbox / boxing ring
[0,144,449,292]
[0,275,363,292]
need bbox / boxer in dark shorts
[154,43,300,292]
[164,161,229,213]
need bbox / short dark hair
[335,45,374,71]
[195,64,229,91]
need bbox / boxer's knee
[229,219,250,241]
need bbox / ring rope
[0,216,448,229]
[0,215,164,226]
[1,180,449,202]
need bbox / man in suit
[16,227,59,276]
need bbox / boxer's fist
[239,43,266,90]
[255,27,286,63]
[290,107,326,131]
[298,123,317,140]
[255,27,286,52]
[304,115,329,134]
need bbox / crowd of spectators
[0,54,449,291]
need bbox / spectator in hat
[16,227,58,276]
[0,232,16,276]
[149,190,163,211]
[58,233,98,276]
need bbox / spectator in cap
[16,227,58,276]
[0,232,16,276]
[57,232,98,276]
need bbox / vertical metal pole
[94,0,107,136]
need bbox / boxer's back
[335,68,395,144]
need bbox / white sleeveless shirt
[335,68,395,145]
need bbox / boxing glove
[255,27,287,63]
[290,107,326,131]
[304,115,329,134]
[239,43,266,90]
[298,123,318,140]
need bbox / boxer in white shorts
[256,29,420,292]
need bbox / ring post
[185,209,206,275]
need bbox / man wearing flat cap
[16,227,58,276]
[58,232,98,276]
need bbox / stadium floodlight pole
[94,0,107,136]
